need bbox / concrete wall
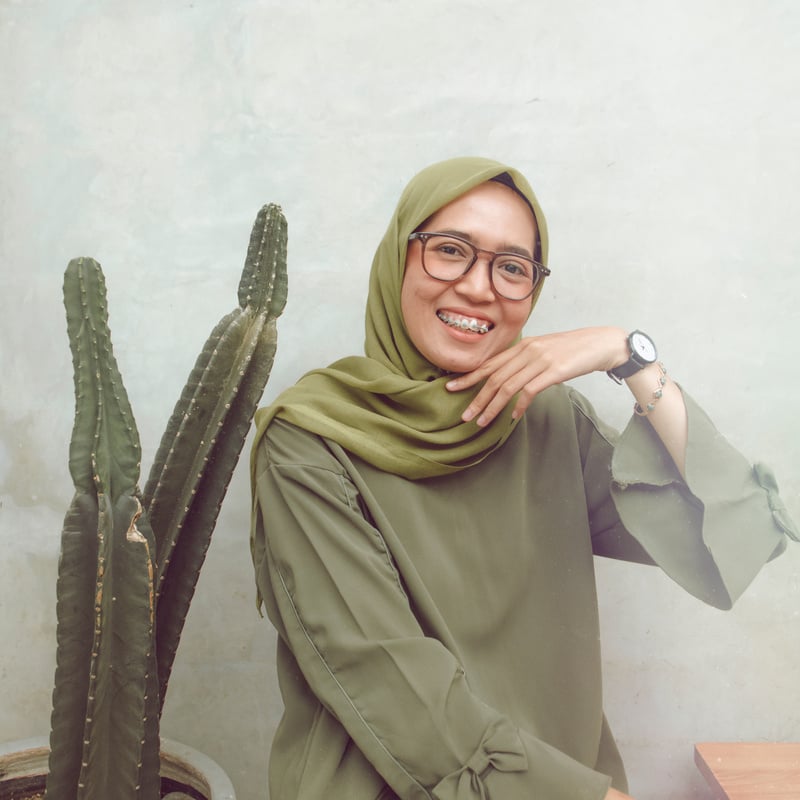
[2,2,798,798]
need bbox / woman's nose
[454,257,495,302]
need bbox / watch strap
[607,358,646,382]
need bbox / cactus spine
[46,204,288,800]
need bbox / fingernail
[476,415,487,427]
[445,380,458,390]
[462,408,475,422]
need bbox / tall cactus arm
[47,259,159,800]
[141,203,287,708]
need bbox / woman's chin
[427,347,489,376]
[418,321,514,375]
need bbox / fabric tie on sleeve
[433,719,528,800]
[753,463,799,542]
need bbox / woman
[250,157,796,800]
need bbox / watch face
[631,332,657,362]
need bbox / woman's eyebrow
[434,228,534,260]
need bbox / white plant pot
[0,736,236,800]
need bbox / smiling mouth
[436,310,493,335]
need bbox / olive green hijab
[250,157,549,480]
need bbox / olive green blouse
[251,385,795,800]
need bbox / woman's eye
[497,260,532,279]
[436,243,466,258]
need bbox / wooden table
[694,742,800,799]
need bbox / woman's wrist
[625,361,668,416]
[592,326,633,372]
[624,360,688,475]
[607,327,633,370]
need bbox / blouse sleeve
[574,387,797,609]
[252,421,612,800]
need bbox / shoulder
[254,418,368,518]
[257,417,346,475]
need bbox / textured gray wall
[1,2,798,799]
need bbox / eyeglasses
[408,232,550,301]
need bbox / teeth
[437,311,490,334]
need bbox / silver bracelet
[633,362,667,416]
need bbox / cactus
[143,202,287,708]
[46,204,288,800]
[47,258,161,800]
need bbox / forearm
[446,325,688,464]
[599,328,688,478]
[624,361,687,478]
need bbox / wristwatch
[607,330,658,384]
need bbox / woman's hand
[445,326,629,427]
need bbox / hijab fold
[250,157,549,482]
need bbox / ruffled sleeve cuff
[611,389,796,609]
[431,719,610,800]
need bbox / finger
[466,359,546,424]
[510,355,581,417]
[477,353,574,426]
[445,348,517,391]
[457,341,545,404]
[510,372,557,420]
[461,356,534,416]
[474,375,539,426]
[477,367,563,427]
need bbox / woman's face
[400,181,538,374]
